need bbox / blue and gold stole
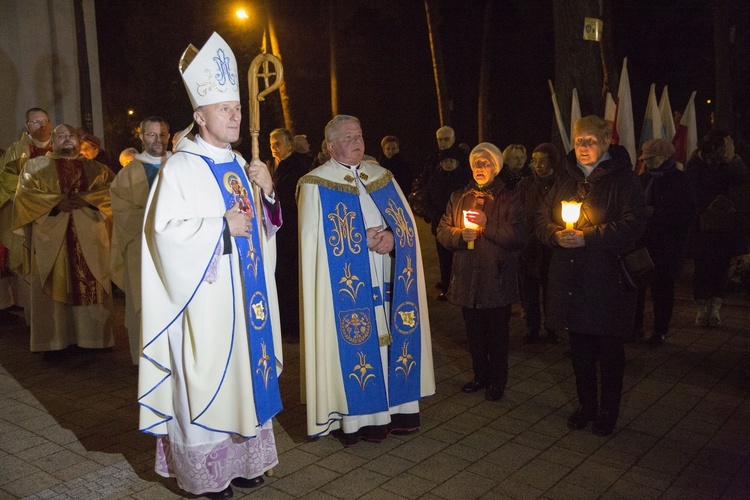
[202,155,282,425]
[316,171,423,415]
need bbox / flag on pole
[672,91,697,165]
[640,83,664,147]
[548,80,571,153]
[604,92,617,141]
[570,88,581,151]
[613,58,636,167]
[659,85,676,141]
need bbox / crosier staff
[247,53,283,477]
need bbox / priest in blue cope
[298,114,435,446]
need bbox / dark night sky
[95,0,750,166]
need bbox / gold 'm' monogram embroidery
[385,198,414,248]
[328,202,362,256]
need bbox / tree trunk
[713,0,733,132]
[477,0,493,143]
[329,0,338,118]
[552,0,612,147]
[264,0,293,131]
[424,0,450,126]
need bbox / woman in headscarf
[437,142,525,401]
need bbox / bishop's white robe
[138,136,282,495]
[297,159,435,443]
[110,151,170,364]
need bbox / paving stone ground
[1,219,748,499]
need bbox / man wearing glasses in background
[110,117,171,364]
[0,108,53,325]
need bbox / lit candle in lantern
[561,200,582,230]
[463,210,479,250]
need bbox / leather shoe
[567,405,598,430]
[461,380,486,393]
[436,292,447,301]
[485,384,503,401]
[231,476,264,489]
[203,486,233,499]
[592,409,618,436]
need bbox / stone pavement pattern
[1,218,749,499]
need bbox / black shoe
[592,409,618,436]
[567,405,598,430]
[461,380,486,393]
[485,384,503,401]
[231,476,264,489]
[523,333,543,345]
[434,281,444,290]
[436,292,447,301]
[203,486,233,499]
[648,333,666,346]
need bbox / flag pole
[548,80,571,153]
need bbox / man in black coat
[269,128,309,342]
[634,139,693,345]
[417,126,471,299]
[516,143,561,344]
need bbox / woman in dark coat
[685,130,747,326]
[437,142,525,401]
[536,116,647,436]
[634,139,694,345]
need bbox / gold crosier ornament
[248,53,283,478]
[248,53,284,257]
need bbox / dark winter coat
[516,171,558,279]
[535,145,647,337]
[436,177,525,309]
[377,152,413,195]
[420,144,471,233]
[498,165,533,191]
[272,151,310,260]
[685,152,747,259]
[639,158,693,277]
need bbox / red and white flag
[613,58,636,167]
[548,80,571,152]
[640,83,664,147]
[570,88,581,151]
[604,92,617,137]
[659,85,676,141]
[672,91,698,165]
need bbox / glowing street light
[127,109,134,116]
[236,8,249,20]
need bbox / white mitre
[174,32,239,150]
[179,31,239,110]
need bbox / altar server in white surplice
[138,32,283,498]
[110,116,171,365]
[298,115,435,446]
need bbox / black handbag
[617,246,655,289]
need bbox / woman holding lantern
[536,116,647,436]
[437,143,525,401]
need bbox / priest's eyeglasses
[143,132,169,139]
[27,118,49,126]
